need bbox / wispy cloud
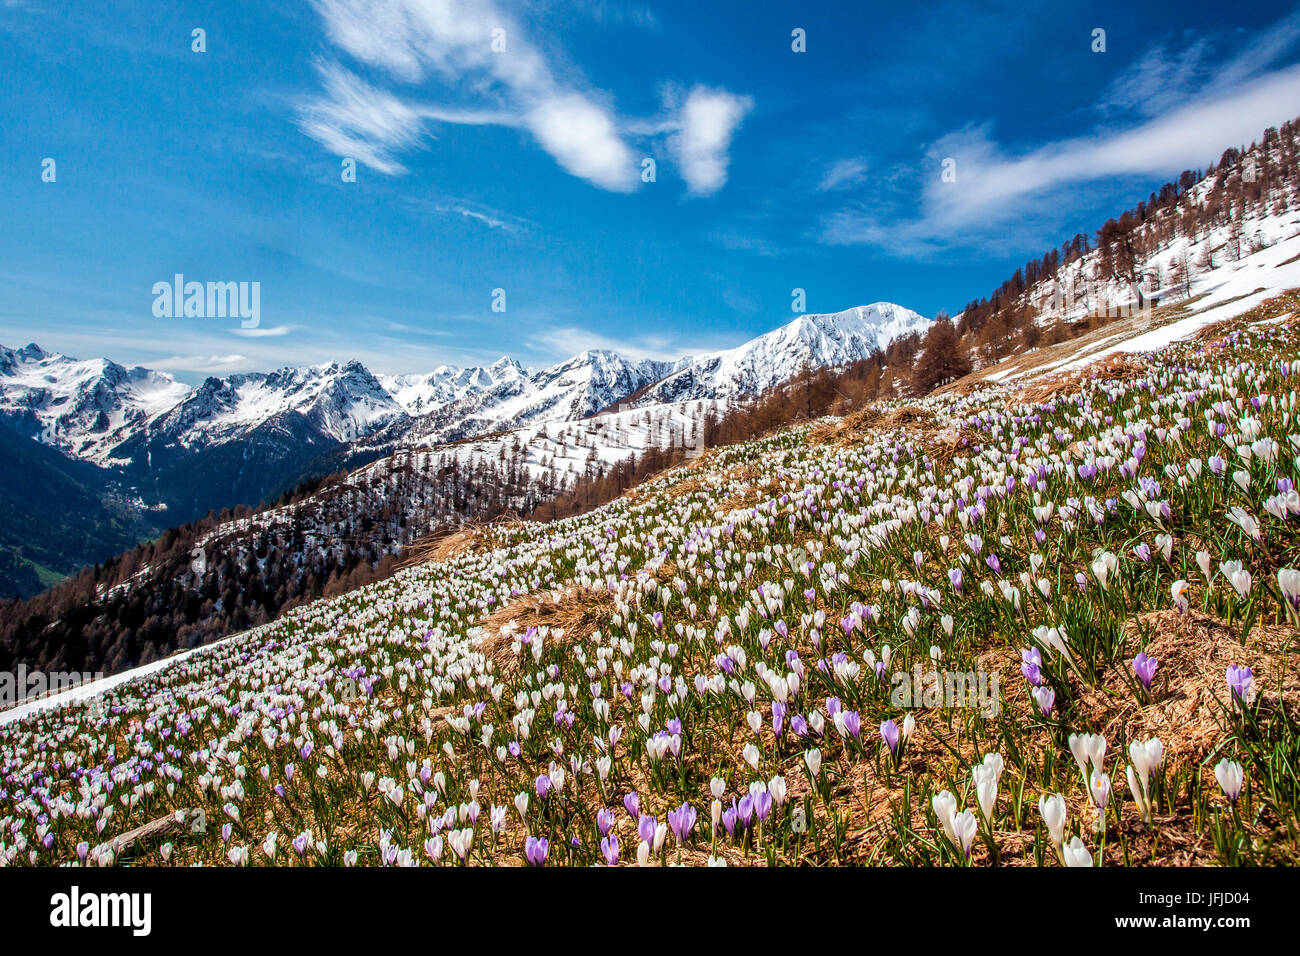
[154,353,253,374]
[823,14,1300,256]
[230,325,295,338]
[529,325,690,363]
[299,0,638,190]
[817,157,869,192]
[298,0,749,196]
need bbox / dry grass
[399,525,486,569]
[1077,609,1300,764]
[476,587,616,676]
[1014,353,1152,405]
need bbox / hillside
[0,421,151,597]
[0,304,927,597]
[3,283,1297,868]
[945,116,1300,374]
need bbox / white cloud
[818,157,869,192]
[928,66,1300,226]
[154,354,253,374]
[1101,38,1212,118]
[669,87,752,196]
[824,50,1300,255]
[530,325,687,363]
[230,325,295,338]
[526,94,637,192]
[301,0,638,190]
[296,61,431,175]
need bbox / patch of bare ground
[399,524,487,569]
[1078,609,1299,764]
[1015,353,1152,405]
[476,587,615,676]
[715,463,780,513]
[805,405,978,468]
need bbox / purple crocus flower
[1020,647,1043,685]
[721,806,738,838]
[535,774,553,798]
[623,792,640,818]
[637,814,657,845]
[1032,685,1055,718]
[753,791,773,823]
[1133,652,1158,690]
[1226,665,1253,706]
[668,802,698,843]
[525,836,549,867]
[949,568,963,593]
[880,718,900,755]
[986,554,1002,574]
[597,808,616,836]
[737,794,754,826]
[600,834,619,866]
[842,710,862,738]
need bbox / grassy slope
[2,293,1299,867]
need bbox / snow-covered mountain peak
[0,343,191,463]
[628,302,932,407]
[1,300,934,487]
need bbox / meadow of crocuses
[2,305,1299,868]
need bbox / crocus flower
[1020,647,1043,685]
[804,748,822,778]
[953,810,979,858]
[1062,836,1093,867]
[879,719,900,755]
[932,790,958,844]
[1214,759,1244,804]
[1226,665,1253,706]
[1170,578,1189,613]
[1132,652,1158,690]
[1031,685,1055,718]
[597,808,615,837]
[600,834,619,866]
[1038,793,1066,857]
[668,802,697,843]
[524,836,549,866]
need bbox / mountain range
[0,302,932,597]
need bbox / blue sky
[2,0,1300,381]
